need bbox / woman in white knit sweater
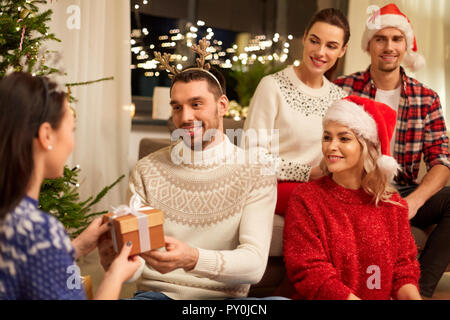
[243,8,350,215]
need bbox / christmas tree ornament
[19,8,31,19]
[0,0,60,77]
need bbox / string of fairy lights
[130,0,300,78]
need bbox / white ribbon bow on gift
[109,194,154,253]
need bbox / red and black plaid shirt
[334,67,450,185]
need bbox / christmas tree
[0,0,122,237]
[40,167,125,238]
[0,0,60,77]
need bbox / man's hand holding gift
[140,236,199,274]
[99,235,200,275]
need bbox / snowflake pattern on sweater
[244,66,348,182]
[0,197,86,300]
[272,70,347,117]
[271,72,347,181]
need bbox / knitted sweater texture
[243,66,347,181]
[0,197,85,300]
[128,137,277,299]
[283,176,420,300]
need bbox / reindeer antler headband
[153,37,223,93]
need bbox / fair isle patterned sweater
[0,197,86,300]
[243,65,347,181]
[128,136,277,299]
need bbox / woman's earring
[48,145,53,151]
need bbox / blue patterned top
[0,197,86,300]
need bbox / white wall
[43,0,132,210]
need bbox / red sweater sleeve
[390,197,421,299]
[283,188,352,300]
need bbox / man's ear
[217,95,229,117]
[36,122,53,151]
[366,39,373,53]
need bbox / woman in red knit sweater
[283,95,422,300]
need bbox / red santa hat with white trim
[323,95,400,181]
[361,3,426,72]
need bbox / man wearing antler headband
[154,38,229,151]
[98,39,282,300]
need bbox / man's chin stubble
[379,65,398,73]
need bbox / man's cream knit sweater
[128,136,277,299]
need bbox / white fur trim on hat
[402,50,426,72]
[377,154,400,182]
[325,98,400,182]
[323,99,378,144]
[362,14,414,52]
[362,13,426,72]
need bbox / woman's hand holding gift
[71,217,111,259]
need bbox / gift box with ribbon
[102,195,165,256]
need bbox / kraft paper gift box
[102,196,165,256]
[81,275,93,300]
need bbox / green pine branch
[66,76,114,87]
[39,166,125,238]
[0,0,60,77]
[66,77,115,103]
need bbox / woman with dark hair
[0,72,142,300]
[283,96,421,300]
[243,8,350,215]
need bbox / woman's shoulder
[376,192,409,225]
[384,192,408,211]
[257,69,286,89]
[286,178,331,224]
[387,192,403,202]
[0,198,73,255]
[249,69,289,106]
[328,79,348,99]
[258,65,296,85]
[291,177,329,198]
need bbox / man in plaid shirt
[334,4,450,298]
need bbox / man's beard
[190,108,221,151]
[378,59,399,73]
[379,65,398,73]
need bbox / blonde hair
[320,133,402,207]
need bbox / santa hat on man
[361,3,425,72]
[323,95,400,181]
